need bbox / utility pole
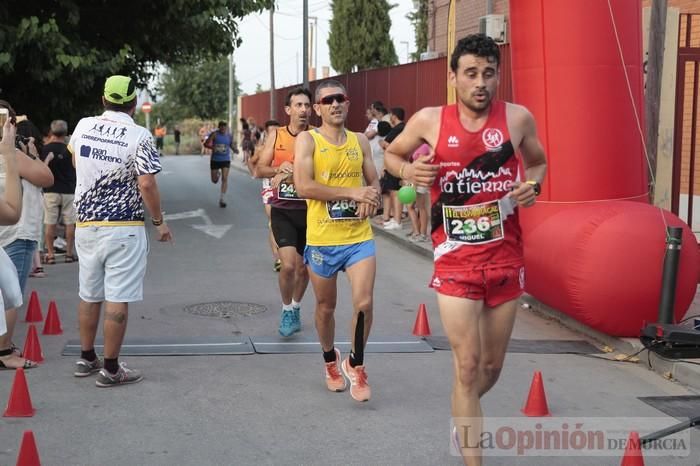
[646,0,667,198]
[228,53,234,131]
[270,5,276,119]
[303,0,309,87]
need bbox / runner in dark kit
[205,121,235,208]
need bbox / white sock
[292,299,300,309]
[282,303,293,312]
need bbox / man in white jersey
[69,75,172,387]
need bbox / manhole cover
[184,301,267,318]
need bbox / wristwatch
[151,215,164,226]
[525,181,541,196]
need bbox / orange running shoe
[341,357,371,402]
[324,348,346,392]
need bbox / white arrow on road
[163,208,232,239]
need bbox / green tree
[0,0,272,130]
[328,0,398,73]
[407,0,428,61]
[153,58,241,124]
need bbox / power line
[237,54,299,85]
[253,15,303,40]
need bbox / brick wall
[677,14,700,196]
[428,0,700,55]
[428,0,511,56]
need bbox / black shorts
[270,207,307,256]
[380,171,401,193]
[210,160,231,170]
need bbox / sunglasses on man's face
[317,93,349,105]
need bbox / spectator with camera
[0,101,52,370]
[0,118,54,294]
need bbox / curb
[371,224,433,259]
[519,295,638,355]
[520,295,700,393]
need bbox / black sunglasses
[318,93,349,105]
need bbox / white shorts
[75,226,148,302]
[0,291,6,335]
[0,248,23,309]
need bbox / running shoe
[278,309,295,337]
[383,219,401,230]
[219,199,227,208]
[292,304,302,333]
[341,357,371,402]
[324,348,346,392]
[95,363,143,387]
[74,358,103,377]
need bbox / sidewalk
[371,212,700,393]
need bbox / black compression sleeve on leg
[350,311,365,367]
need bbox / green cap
[103,75,136,104]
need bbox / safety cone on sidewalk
[412,304,431,337]
[3,368,35,417]
[42,301,63,335]
[620,431,645,466]
[16,430,41,466]
[22,325,43,364]
[24,291,42,322]
[521,371,551,417]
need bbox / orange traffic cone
[42,301,63,335]
[24,291,42,322]
[22,325,43,364]
[3,368,35,417]
[412,304,431,337]
[16,430,41,466]
[521,371,551,417]
[620,431,645,466]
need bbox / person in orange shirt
[254,87,312,337]
[154,124,166,156]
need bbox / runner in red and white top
[384,34,547,466]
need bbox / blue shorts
[304,240,376,278]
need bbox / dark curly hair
[450,34,500,72]
[285,87,312,106]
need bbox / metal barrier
[673,14,700,228]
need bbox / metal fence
[673,14,700,227]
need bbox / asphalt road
[1,155,698,466]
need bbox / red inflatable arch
[509,0,699,336]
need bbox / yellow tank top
[306,129,373,246]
